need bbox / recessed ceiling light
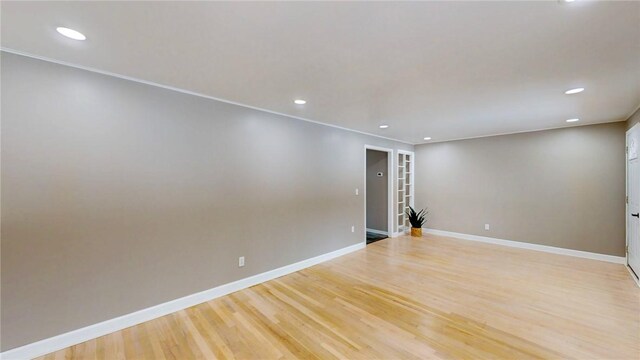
[565,87,584,95]
[379,125,389,129]
[294,99,306,105]
[56,27,86,41]
[424,137,432,141]
[564,0,576,2]
[566,118,580,123]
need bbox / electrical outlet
[485,224,490,231]
[351,225,355,233]
[238,256,245,267]
[355,188,359,195]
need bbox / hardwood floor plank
[35,235,640,359]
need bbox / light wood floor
[39,234,639,360]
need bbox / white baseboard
[365,228,388,236]
[424,228,626,264]
[0,242,365,360]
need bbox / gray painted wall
[0,52,413,351]
[627,107,640,130]
[414,122,626,256]
[366,149,388,232]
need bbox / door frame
[625,123,640,286]
[364,145,394,245]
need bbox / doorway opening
[364,146,393,245]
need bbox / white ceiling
[2,1,639,144]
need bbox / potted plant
[406,206,427,237]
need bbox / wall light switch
[351,226,355,233]
[485,224,490,231]
[355,188,359,195]
[238,256,245,267]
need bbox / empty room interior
[2,1,640,359]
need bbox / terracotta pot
[411,227,422,237]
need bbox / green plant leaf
[405,206,427,228]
